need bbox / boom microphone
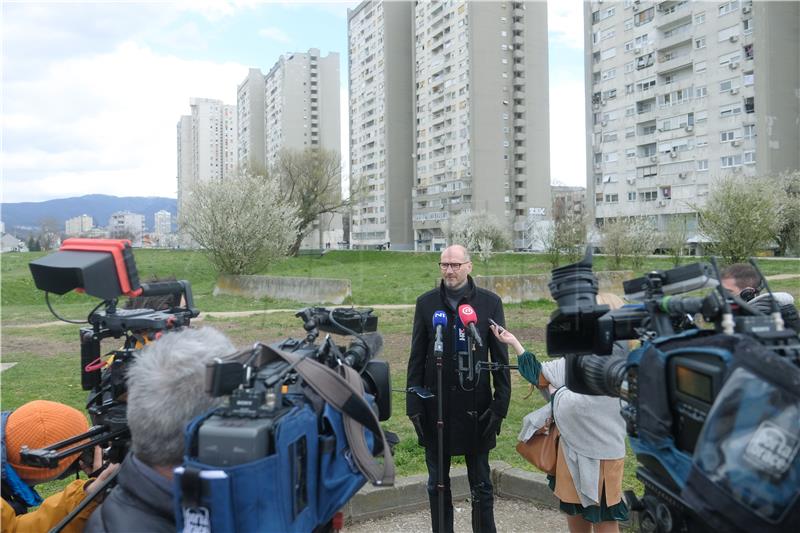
[458,304,483,349]
[433,311,447,356]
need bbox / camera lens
[548,247,599,308]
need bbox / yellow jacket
[2,479,98,533]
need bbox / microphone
[433,311,447,356]
[458,304,483,349]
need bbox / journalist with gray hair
[85,327,235,533]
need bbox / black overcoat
[406,276,511,455]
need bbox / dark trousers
[425,447,496,533]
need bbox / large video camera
[22,239,199,469]
[545,249,800,533]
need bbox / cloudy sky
[1,0,585,203]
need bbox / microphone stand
[467,335,481,533]
[434,330,445,533]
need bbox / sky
[1,0,586,203]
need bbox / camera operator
[1,400,119,533]
[407,245,511,533]
[721,263,800,331]
[85,327,235,533]
[490,294,629,533]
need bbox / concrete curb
[343,461,557,523]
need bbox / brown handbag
[515,417,560,476]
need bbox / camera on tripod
[545,249,800,533]
[22,238,199,468]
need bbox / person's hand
[478,408,502,441]
[489,324,525,355]
[84,462,120,496]
[409,413,425,443]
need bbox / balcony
[514,159,527,168]
[512,22,524,31]
[514,118,526,127]
[656,3,692,28]
[514,145,525,154]
[637,155,659,167]
[513,8,524,17]
[513,49,524,59]
[513,35,524,46]
[514,132,526,141]
[658,28,693,51]
[515,105,526,113]
[513,62,525,73]
[514,90,525,99]
[657,52,692,74]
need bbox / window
[625,127,636,138]
[625,105,636,117]
[743,72,754,86]
[695,86,708,98]
[718,25,739,42]
[721,154,742,168]
[719,78,739,92]
[625,83,634,94]
[603,174,618,183]
[745,96,754,113]
[744,44,753,60]
[634,7,655,26]
[604,151,619,163]
[603,88,617,100]
[694,61,707,73]
[625,40,634,52]
[634,34,650,48]
[743,124,755,139]
[718,1,740,17]
[601,28,616,41]
[744,151,755,164]
[697,159,709,171]
[602,131,618,142]
[695,12,706,25]
[625,61,635,73]
[628,192,637,201]
[636,52,654,69]
[719,51,741,66]
[720,130,737,142]
[743,18,753,35]
[601,47,617,60]
[626,148,636,158]
[624,18,634,31]
[695,37,706,49]
[640,190,658,202]
[696,136,709,147]
[661,186,672,200]
[637,165,657,178]
[720,103,742,117]
[605,194,619,203]
[601,68,617,80]
[636,78,656,92]
[695,110,708,123]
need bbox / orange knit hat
[5,400,90,483]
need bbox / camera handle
[48,466,120,533]
[20,426,129,469]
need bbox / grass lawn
[2,249,797,499]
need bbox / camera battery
[197,415,278,466]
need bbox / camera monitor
[29,238,142,300]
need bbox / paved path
[344,496,566,533]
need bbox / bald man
[407,245,510,533]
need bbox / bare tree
[38,217,62,251]
[600,218,629,270]
[531,210,588,268]
[600,216,655,269]
[275,148,350,255]
[180,171,298,275]
[770,170,800,256]
[660,214,690,267]
[446,211,511,263]
[696,175,781,263]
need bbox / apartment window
[636,78,656,92]
[718,25,739,42]
[696,136,709,147]
[720,130,737,142]
[743,124,755,139]
[640,190,658,202]
[625,127,635,138]
[745,96,755,113]
[605,194,619,203]
[719,78,739,92]
[743,18,753,35]
[604,151,619,163]
[625,83,634,94]
[624,18,634,31]
[744,44,754,60]
[719,51,741,66]
[603,174,618,183]
[719,1,740,17]
[601,28,616,40]
[697,159,709,171]
[625,40,634,52]
[721,154,742,168]
[601,47,617,60]
[695,110,708,123]
[695,86,708,98]
[628,192,637,201]
[596,193,604,204]
[624,61,635,73]
[694,61,707,73]
[694,12,706,25]
[634,34,650,48]
[603,131,618,142]
[625,105,636,117]
[636,52,654,69]
[744,150,756,164]
[595,174,603,185]
[637,165,657,178]
[634,7,654,26]
[626,148,636,158]
[720,103,742,117]
[602,68,616,81]
[743,72,754,86]
[603,88,618,100]
[695,37,706,49]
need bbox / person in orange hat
[1,400,119,533]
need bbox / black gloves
[410,413,425,443]
[479,408,502,441]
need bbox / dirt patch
[1,334,71,359]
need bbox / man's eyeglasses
[439,262,470,271]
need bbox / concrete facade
[154,210,171,236]
[585,0,800,236]
[65,214,93,236]
[348,1,415,250]
[411,1,551,251]
[108,211,145,246]
[237,68,267,172]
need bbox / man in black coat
[406,245,511,533]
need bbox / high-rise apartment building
[264,48,343,248]
[411,1,551,251]
[65,214,93,236]
[176,98,237,225]
[154,210,172,236]
[348,1,415,250]
[586,0,799,233]
[109,211,145,246]
[237,68,267,172]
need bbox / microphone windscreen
[433,310,448,328]
[458,304,478,326]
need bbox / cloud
[547,0,585,50]
[259,26,292,44]
[3,42,249,202]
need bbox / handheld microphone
[433,311,447,356]
[458,304,483,349]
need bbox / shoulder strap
[261,344,395,486]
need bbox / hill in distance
[1,194,177,234]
